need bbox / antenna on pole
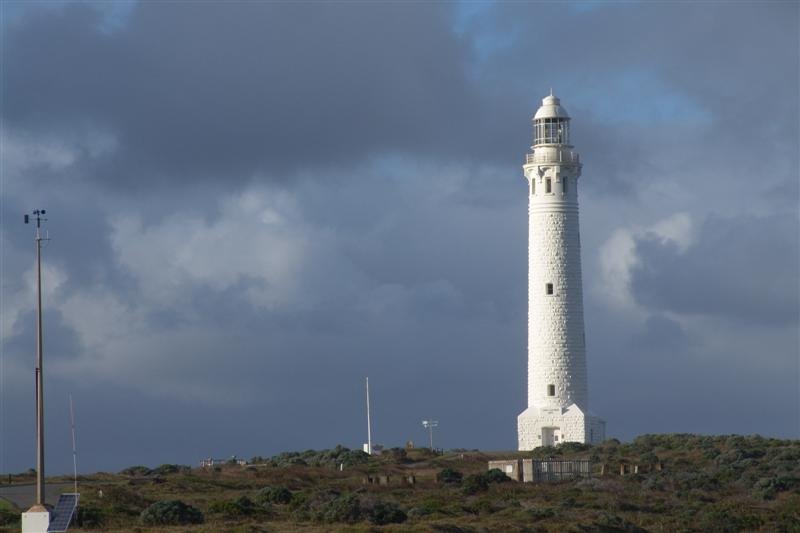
[69,394,77,496]
[365,377,372,455]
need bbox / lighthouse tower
[517,92,605,450]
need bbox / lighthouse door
[542,427,560,447]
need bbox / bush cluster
[208,496,259,517]
[119,465,151,477]
[74,505,104,529]
[101,485,152,516]
[0,508,18,527]
[437,468,463,484]
[462,474,489,495]
[139,500,203,526]
[152,463,191,476]
[253,445,369,468]
[461,468,512,495]
[255,486,293,505]
[292,491,406,525]
[119,463,190,476]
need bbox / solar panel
[48,493,79,532]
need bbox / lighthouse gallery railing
[525,151,580,165]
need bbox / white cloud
[0,232,68,339]
[646,212,693,252]
[1,127,118,196]
[53,287,257,405]
[597,212,693,310]
[110,187,309,311]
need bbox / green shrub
[307,493,406,525]
[74,505,104,528]
[462,474,489,495]
[531,445,559,458]
[437,468,463,484]
[139,500,203,526]
[119,465,151,476]
[288,491,308,512]
[382,447,409,463]
[639,452,659,465]
[407,506,431,519]
[268,445,369,469]
[366,500,406,525]
[256,486,293,505]
[0,508,19,527]
[151,464,190,476]
[315,493,362,523]
[695,504,764,531]
[484,468,511,483]
[208,496,258,517]
[589,512,648,532]
[753,476,800,500]
[103,485,152,516]
[525,507,555,521]
[559,442,591,453]
[413,497,449,517]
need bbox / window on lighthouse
[548,384,555,396]
[562,178,568,194]
[546,283,554,295]
[545,178,552,193]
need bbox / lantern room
[532,92,571,147]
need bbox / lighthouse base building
[517,93,605,450]
[519,406,605,448]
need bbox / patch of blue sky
[451,0,520,77]
[1,0,136,34]
[568,0,610,14]
[94,0,136,34]
[452,0,496,36]
[566,69,712,125]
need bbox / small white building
[517,93,605,449]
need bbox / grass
[1,434,799,532]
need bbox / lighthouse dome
[533,93,571,120]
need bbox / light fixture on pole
[421,419,438,451]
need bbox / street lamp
[421,419,438,451]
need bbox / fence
[199,457,246,467]
[531,459,591,481]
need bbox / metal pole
[428,419,433,450]
[365,377,371,455]
[69,394,77,495]
[35,221,45,506]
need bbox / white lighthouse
[517,92,605,449]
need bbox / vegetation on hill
[0,434,797,532]
[249,444,370,468]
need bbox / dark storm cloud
[630,214,799,325]
[5,2,488,186]
[6,2,796,194]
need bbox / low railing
[525,151,580,165]
[200,457,247,467]
[532,459,591,481]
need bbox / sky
[0,0,797,475]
